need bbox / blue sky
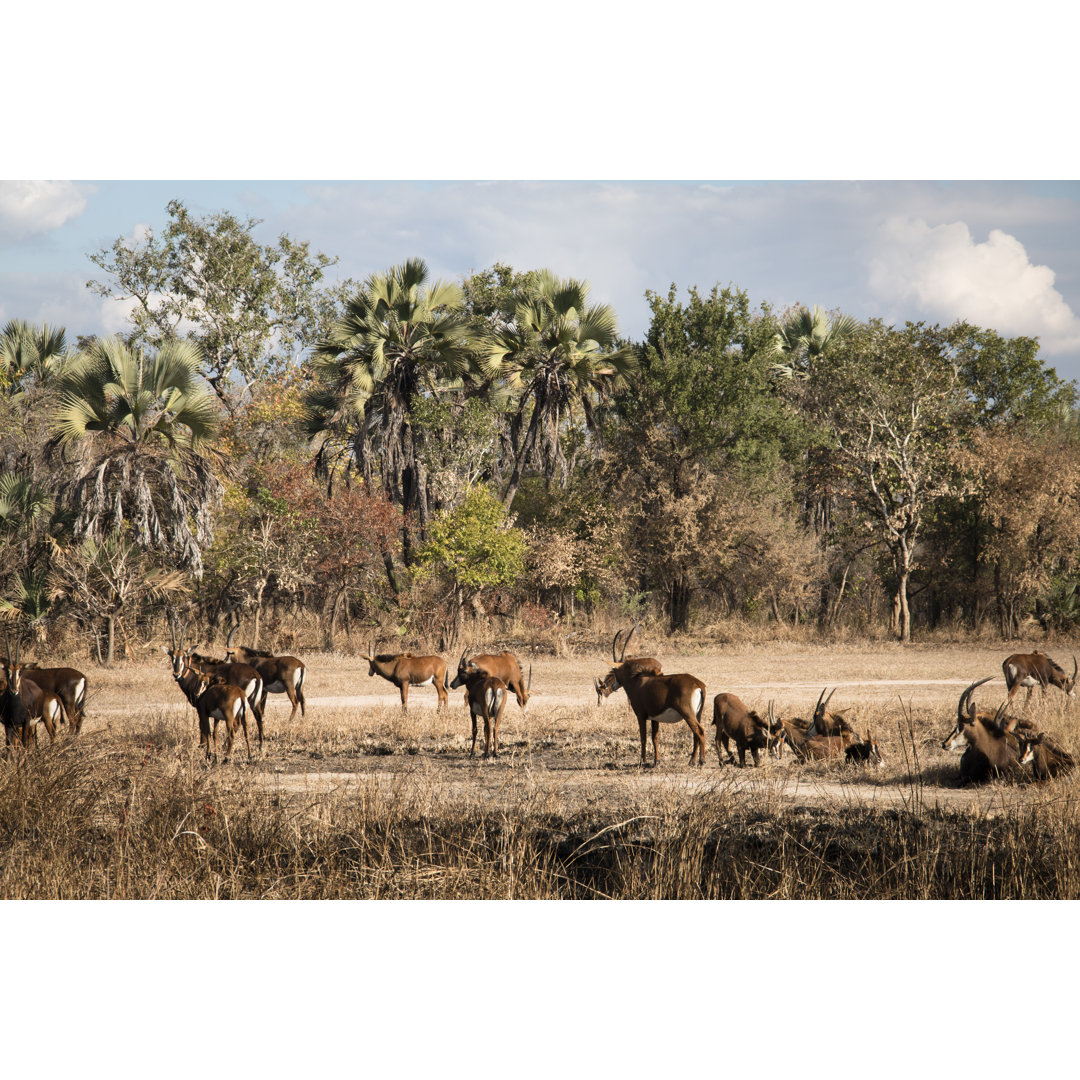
[3,179,1080,383]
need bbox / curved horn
[367,640,375,661]
[612,629,624,664]
[813,688,828,721]
[226,624,237,648]
[958,676,994,721]
[527,663,532,692]
[620,622,639,662]
[992,700,1009,729]
[1071,656,1078,690]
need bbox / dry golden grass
[3,642,1079,898]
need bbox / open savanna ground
[4,641,1080,899]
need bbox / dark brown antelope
[449,650,511,757]
[777,698,860,761]
[364,642,449,708]
[942,680,1024,784]
[712,693,784,767]
[595,624,662,705]
[463,650,531,711]
[189,667,251,761]
[164,622,265,750]
[1018,732,1075,780]
[0,638,59,747]
[806,688,857,739]
[599,662,708,766]
[844,728,884,767]
[1002,652,1078,706]
[6,662,87,734]
[223,628,306,721]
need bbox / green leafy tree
[304,257,474,554]
[418,486,526,644]
[52,337,224,578]
[480,270,637,510]
[87,199,345,410]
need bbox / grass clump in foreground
[2,716,1080,899]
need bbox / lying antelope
[844,728,884,767]
[777,699,861,761]
[1002,652,1078,706]
[595,624,662,705]
[806,688,857,739]
[449,650,511,757]
[1018,732,1075,780]
[463,650,531,711]
[712,693,784,767]
[942,680,1024,784]
[224,628,306,721]
[365,643,449,708]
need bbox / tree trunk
[502,403,542,511]
[106,613,115,666]
[325,586,346,649]
[668,576,692,634]
[896,570,911,643]
[252,579,267,649]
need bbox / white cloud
[0,180,87,245]
[869,216,1080,355]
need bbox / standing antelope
[223,628,306,721]
[1002,652,1078,706]
[192,669,252,761]
[712,693,784,767]
[461,650,531,711]
[942,680,1024,784]
[0,638,60,747]
[6,662,88,734]
[449,650,511,757]
[601,661,708,766]
[595,624,662,705]
[365,643,449,708]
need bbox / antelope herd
[0,620,1076,788]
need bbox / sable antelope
[364,642,449,709]
[223,628,306,721]
[844,728,884,767]
[600,662,708,766]
[1002,652,1078,706]
[462,650,531,711]
[806,688,857,739]
[0,665,32,749]
[595,624,662,705]
[164,622,264,749]
[450,650,511,757]
[2,660,88,734]
[712,693,784,767]
[0,638,60,747]
[1018,732,1075,780]
[777,700,860,761]
[189,667,251,761]
[942,681,1024,784]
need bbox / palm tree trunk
[502,404,542,511]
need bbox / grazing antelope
[450,650,511,758]
[712,693,784,767]
[1002,652,1078,706]
[462,650,531,711]
[223,629,307,721]
[600,661,708,766]
[364,642,449,709]
[595,624,662,705]
[1018,732,1075,780]
[942,681,1024,784]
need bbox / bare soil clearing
[74,642,1080,817]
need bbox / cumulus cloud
[869,216,1080,355]
[0,180,87,245]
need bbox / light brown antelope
[776,699,860,761]
[600,662,708,766]
[449,650,511,757]
[1018,732,1075,780]
[462,650,531,711]
[365,642,449,708]
[224,627,306,721]
[189,667,251,761]
[712,693,784,767]
[0,638,60,747]
[1002,652,1078,706]
[941,681,1024,784]
[595,624,662,705]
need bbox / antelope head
[943,676,995,749]
[812,687,837,729]
[767,701,785,759]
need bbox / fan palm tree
[304,257,474,546]
[51,337,223,577]
[480,271,637,510]
[0,319,71,393]
[770,305,859,380]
